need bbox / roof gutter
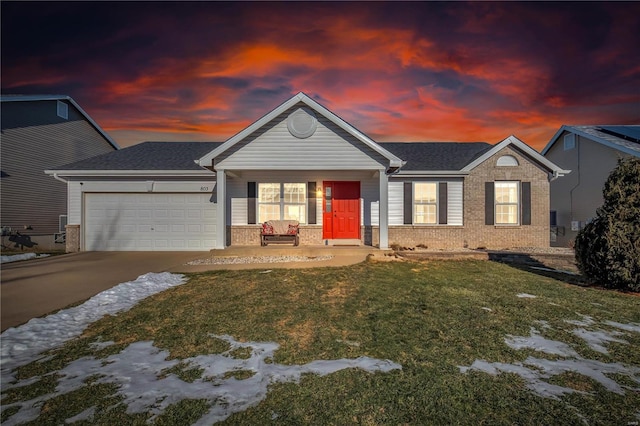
[50,173,68,183]
[45,169,216,178]
[393,170,469,178]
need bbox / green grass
[2,259,639,425]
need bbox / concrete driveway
[1,251,209,331]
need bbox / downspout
[568,140,581,225]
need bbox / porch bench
[261,220,300,246]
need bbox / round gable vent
[287,107,318,139]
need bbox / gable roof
[196,92,404,171]
[463,135,570,177]
[541,125,640,157]
[0,94,120,150]
[46,142,221,176]
[381,142,492,171]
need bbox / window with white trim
[413,182,437,224]
[258,183,307,224]
[495,181,519,225]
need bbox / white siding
[361,176,379,226]
[216,105,388,171]
[68,181,83,224]
[388,181,404,225]
[231,198,248,225]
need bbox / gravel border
[187,255,334,265]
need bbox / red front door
[322,181,360,239]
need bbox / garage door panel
[85,193,217,251]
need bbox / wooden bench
[261,220,300,246]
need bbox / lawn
[2,259,639,425]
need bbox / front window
[495,181,519,225]
[258,183,307,224]
[414,182,437,224]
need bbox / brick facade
[388,146,550,249]
[229,146,551,249]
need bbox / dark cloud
[1,1,638,148]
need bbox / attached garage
[84,193,217,251]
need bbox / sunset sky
[2,1,639,150]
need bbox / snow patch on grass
[517,293,537,298]
[460,318,640,401]
[0,272,187,386]
[2,335,401,426]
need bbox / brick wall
[388,146,550,249]
[228,146,550,249]
[230,225,324,246]
[65,224,80,253]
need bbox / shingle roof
[52,141,223,170]
[570,125,640,155]
[541,125,640,157]
[381,142,493,170]
[52,141,497,172]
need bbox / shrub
[574,157,640,292]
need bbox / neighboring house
[1,95,119,250]
[46,92,567,252]
[542,125,640,247]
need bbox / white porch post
[379,171,389,249]
[215,169,226,249]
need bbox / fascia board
[462,135,567,173]
[66,97,120,150]
[45,169,215,177]
[215,165,386,172]
[540,125,569,155]
[394,170,469,177]
[562,126,640,157]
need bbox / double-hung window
[413,182,437,224]
[494,181,519,225]
[258,183,307,224]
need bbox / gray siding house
[542,125,640,247]
[47,92,568,252]
[1,95,118,250]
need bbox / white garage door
[85,193,217,251]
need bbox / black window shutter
[521,182,531,225]
[485,182,494,225]
[438,182,448,224]
[404,182,413,224]
[247,182,257,224]
[308,182,317,224]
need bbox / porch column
[215,169,226,249]
[379,171,389,249]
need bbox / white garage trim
[84,193,217,251]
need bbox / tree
[574,157,640,292]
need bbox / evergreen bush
[574,157,640,292]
